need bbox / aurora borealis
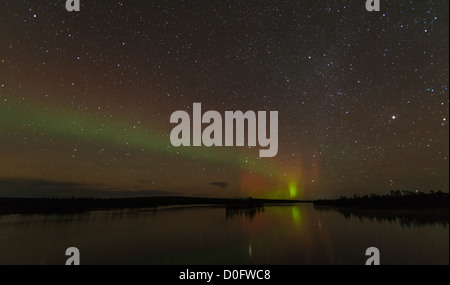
[0,1,448,199]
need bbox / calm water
[0,204,448,265]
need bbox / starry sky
[0,0,448,199]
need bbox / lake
[0,203,448,265]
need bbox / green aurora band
[0,97,289,190]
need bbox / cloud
[0,177,177,198]
[209,182,229,189]
[114,189,178,197]
[0,177,87,189]
[137,179,154,184]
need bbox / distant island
[314,190,449,209]
[0,196,305,215]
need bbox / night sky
[0,1,448,199]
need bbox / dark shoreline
[313,192,449,209]
[0,196,308,215]
[1,192,448,215]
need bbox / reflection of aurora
[0,98,309,198]
[235,205,336,264]
[291,207,301,225]
[225,204,305,226]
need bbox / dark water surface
[0,204,447,264]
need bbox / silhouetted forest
[0,196,301,214]
[314,190,449,209]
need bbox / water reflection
[0,204,448,265]
[225,205,264,220]
[314,206,449,228]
